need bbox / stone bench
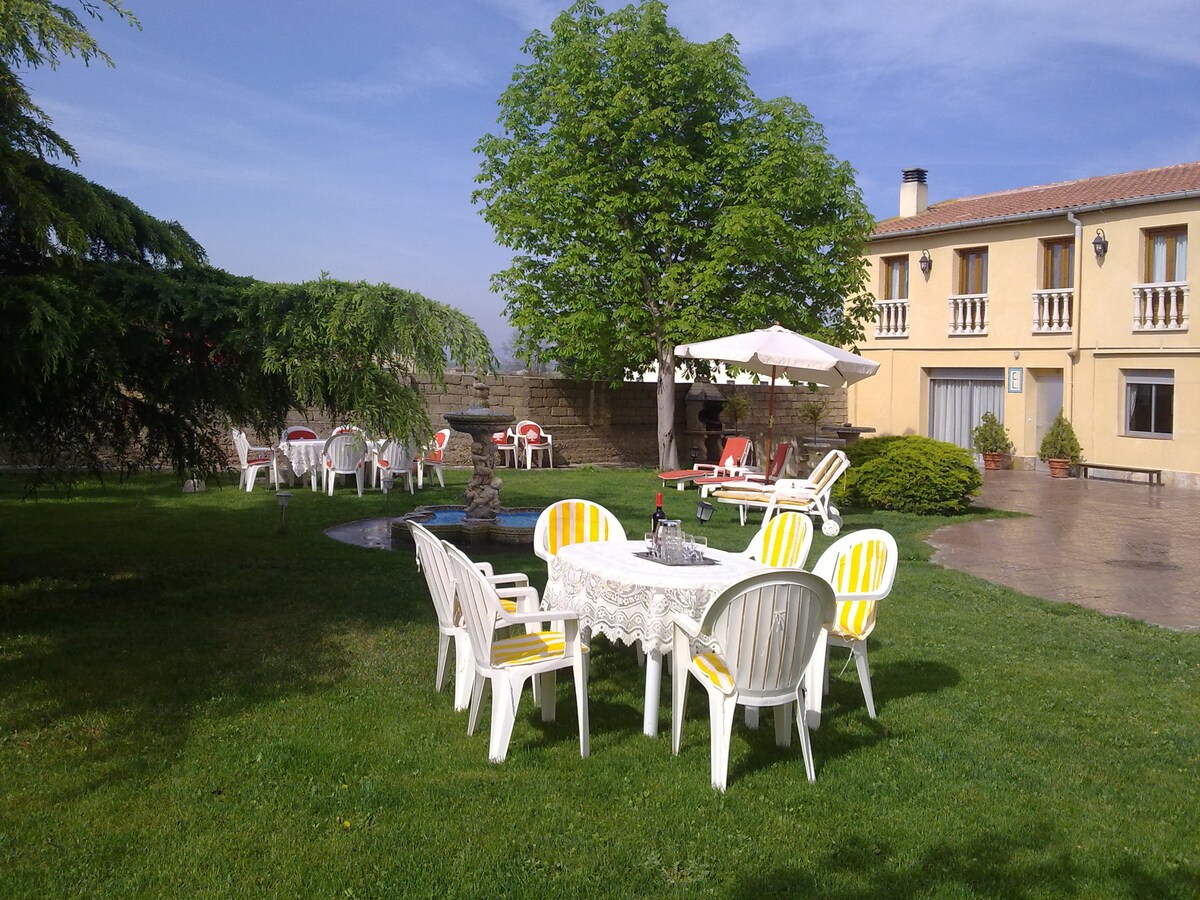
[1078,462,1162,485]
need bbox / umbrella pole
[765,366,776,465]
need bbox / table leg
[643,646,663,737]
[804,628,828,730]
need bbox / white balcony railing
[1132,281,1189,332]
[1031,289,1073,334]
[874,300,909,338]
[948,294,988,336]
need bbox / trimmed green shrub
[844,434,908,469]
[844,435,981,515]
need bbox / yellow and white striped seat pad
[830,599,877,640]
[499,597,518,614]
[712,489,772,504]
[693,652,735,694]
[760,516,806,567]
[491,631,584,666]
[547,503,611,554]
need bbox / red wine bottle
[651,492,666,535]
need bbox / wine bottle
[651,492,666,536]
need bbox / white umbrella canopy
[675,324,879,457]
[675,324,879,387]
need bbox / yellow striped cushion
[831,539,889,594]
[831,599,877,640]
[760,515,805,567]
[693,652,735,694]
[547,502,610,555]
[499,597,518,614]
[492,631,572,666]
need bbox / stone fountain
[390,380,539,547]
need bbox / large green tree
[1,1,494,482]
[475,1,875,468]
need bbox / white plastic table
[279,438,325,491]
[542,539,769,737]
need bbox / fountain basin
[391,505,539,547]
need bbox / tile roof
[873,161,1200,238]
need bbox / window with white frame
[1124,370,1174,437]
[1144,227,1187,283]
[882,256,909,301]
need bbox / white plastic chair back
[232,429,251,467]
[410,522,458,632]
[743,511,813,569]
[811,528,898,641]
[534,499,625,562]
[282,425,318,441]
[323,432,368,495]
[699,570,835,703]
[377,438,414,492]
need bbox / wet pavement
[928,469,1200,632]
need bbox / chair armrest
[505,607,577,626]
[486,573,529,588]
[669,609,701,639]
[474,561,495,577]
[495,586,540,612]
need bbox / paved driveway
[927,469,1199,632]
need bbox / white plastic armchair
[516,420,554,469]
[232,428,279,492]
[671,570,835,790]
[740,511,813,569]
[373,439,415,493]
[409,522,534,711]
[533,498,625,563]
[322,432,369,496]
[809,528,898,721]
[491,428,519,468]
[420,429,450,488]
[443,540,589,763]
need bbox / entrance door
[928,368,1005,451]
[1033,371,1064,467]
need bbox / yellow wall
[850,199,1200,486]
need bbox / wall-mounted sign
[1007,367,1023,393]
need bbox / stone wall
[403,371,848,471]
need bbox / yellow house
[849,163,1199,488]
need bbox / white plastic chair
[533,498,625,563]
[373,439,415,493]
[322,432,369,496]
[409,522,534,711]
[443,540,589,763]
[671,570,835,790]
[740,510,813,569]
[281,425,319,442]
[516,420,554,469]
[491,428,519,468]
[421,429,450,488]
[232,429,279,493]
[810,528,898,720]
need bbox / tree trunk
[657,343,678,470]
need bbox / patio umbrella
[675,324,880,457]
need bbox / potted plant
[970,411,1012,470]
[1038,410,1082,478]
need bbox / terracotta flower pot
[1047,458,1071,478]
[982,452,1003,471]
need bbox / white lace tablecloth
[279,438,325,490]
[543,539,767,654]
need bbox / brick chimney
[900,168,928,217]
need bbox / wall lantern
[1092,229,1108,259]
[919,250,933,276]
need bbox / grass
[1,467,1197,898]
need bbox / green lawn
[1,468,1196,898]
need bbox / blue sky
[24,0,1200,348]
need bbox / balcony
[948,294,988,336]
[1132,281,1189,332]
[874,300,909,338]
[1031,289,1073,334]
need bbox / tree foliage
[0,2,496,484]
[475,0,875,467]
